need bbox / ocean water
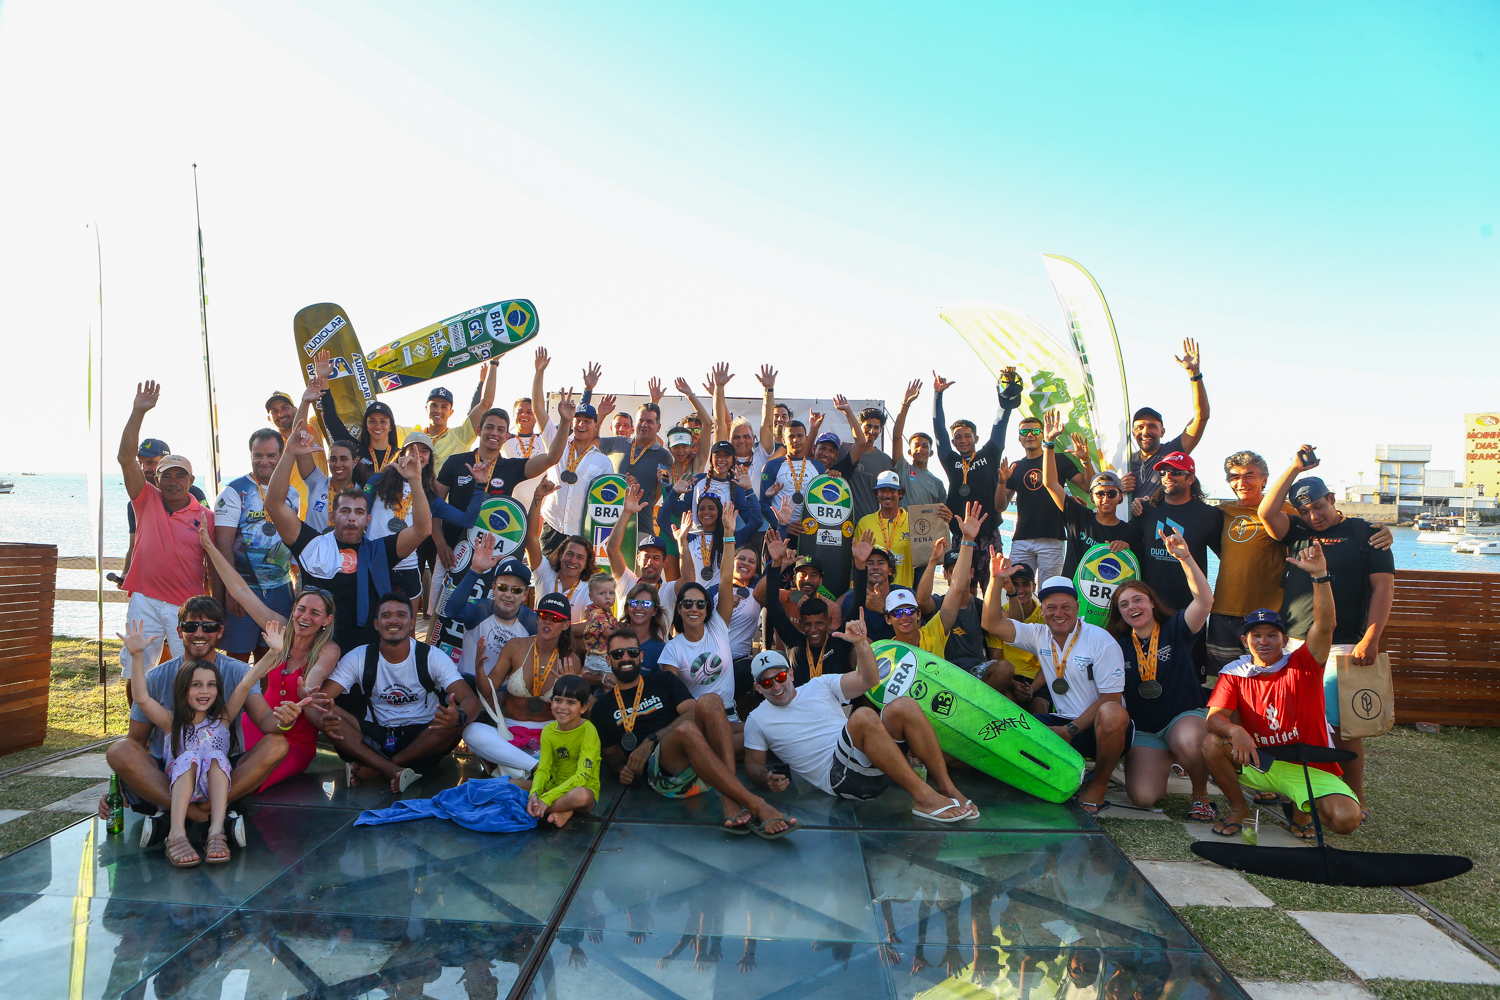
[1,473,1494,637]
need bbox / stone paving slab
[1243,981,1374,999]
[29,754,113,779]
[1288,912,1500,984]
[0,811,28,827]
[1184,820,1310,850]
[39,782,109,815]
[1135,860,1275,908]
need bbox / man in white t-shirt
[742,619,979,822]
[313,593,481,792]
[983,569,1132,815]
[541,402,616,546]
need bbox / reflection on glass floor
[0,748,1248,999]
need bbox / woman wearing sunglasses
[620,582,669,674]
[660,503,742,725]
[461,591,584,776]
[1039,409,1143,577]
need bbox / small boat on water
[1416,514,1500,543]
[1453,538,1500,555]
[0,480,13,494]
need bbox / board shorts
[1205,613,1246,673]
[1040,713,1135,763]
[1323,643,1357,727]
[827,725,892,801]
[1238,758,1357,814]
[644,744,705,798]
[1131,708,1208,752]
[221,583,294,653]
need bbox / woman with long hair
[1104,528,1214,817]
[199,528,339,791]
[660,504,740,722]
[621,581,669,673]
[463,592,584,776]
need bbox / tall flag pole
[88,225,106,729]
[192,165,222,497]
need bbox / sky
[0,1,1495,497]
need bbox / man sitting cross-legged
[311,593,482,793]
[743,618,979,823]
[590,629,799,838]
[1202,540,1363,839]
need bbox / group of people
[106,338,1395,864]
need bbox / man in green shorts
[1201,541,1363,839]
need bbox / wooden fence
[1387,569,1500,727]
[0,543,56,753]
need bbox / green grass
[1240,874,1419,916]
[1097,817,1198,861]
[0,776,106,811]
[1367,982,1500,1000]
[0,812,90,858]
[1177,906,1351,982]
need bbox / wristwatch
[1065,722,1079,739]
[1044,440,1056,449]
[1311,574,1333,585]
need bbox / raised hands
[673,512,695,552]
[932,370,955,393]
[902,379,922,408]
[1293,444,1320,472]
[647,376,664,404]
[582,363,602,391]
[673,376,696,398]
[1159,526,1192,562]
[302,373,327,404]
[833,617,869,645]
[260,620,286,653]
[314,348,334,382]
[395,451,422,482]
[765,530,788,563]
[533,478,559,502]
[1042,407,1065,442]
[133,381,161,412]
[960,501,987,541]
[1069,432,1091,463]
[756,365,776,390]
[623,484,646,516]
[471,532,499,573]
[534,346,550,372]
[290,420,318,457]
[1175,338,1201,377]
[117,619,159,657]
[774,495,797,525]
[721,500,738,536]
[832,393,852,415]
[999,458,1014,483]
[1286,539,1328,578]
[597,394,617,420]
[990,550,1018,581]
[557,388,577,425]
[732,464,752,490]
[852,529,874,564]
[711,362,732,388]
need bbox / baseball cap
[364,400,396,423]
[884,588,919,613]
[1152,451,1195,474]
[138,438,171,458]
[157,454,193,476]
[751,649,790,677]
[867,546,895,567]
[791,555,821,576]
[1132,407,1164,424]
[265,391,294,410]
[815,432,841,448]
[637,534,667,552]
[493,557,531,586]
[666,428,694,448]
[1240,608,1287,634]
[536,593,572,618]
[711,439,734,455]
[1089,471,1123,492]
[875,470,901,491]
[427,386,455,404]
[574,403,598,420]
[402,431,435,451]
[1290,476,1332,509]
[1036,576,1076,601]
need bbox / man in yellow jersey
[398,361,500,470]
[855,470,913,587]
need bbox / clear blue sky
[0,1,1495,489]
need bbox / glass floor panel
[0,759,1245,998]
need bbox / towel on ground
[354,776,537,833]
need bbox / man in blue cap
[440,540,539,682]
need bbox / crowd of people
[105,339,1397,865]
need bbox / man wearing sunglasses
[744,618,978,821]
[441,539,539,682]
[104,596,291,849]
[1137,451,1223,681]
[592,630,799,837]
[997,414,1090,584]
[930,368,1022,549]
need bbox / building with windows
[1343,443,1496,511]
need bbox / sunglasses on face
[626,599,656,609]
[537,611,569,623]
[608,646,641,661]
[1161,468,1192,477]
[757,670,789,689]
[179,621,222,633]
[1093,489,1120,499]
[887,607,920,620]
[494,584,526,595]
[1018,427,1042,436]
[679,599,708,610]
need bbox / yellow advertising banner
[1464,413,1500,498]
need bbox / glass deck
[0,748,1247,999]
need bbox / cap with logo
[867,546,896,568]
[884,588,919,613]
[1089,471,1123,492]
[138,438,171,458]
[265,391,294,410]
[637,534,667,552]
[751,649,790,677]
[1152,451,1195,474]
[427,386,455,403]
[1290,476,1332,509]
[1036,576,1076,601]
[874,470,902,491]
[536,593,572,618]
[791,555,821,576]
[1132,407,1164,424]
[1240,608,1287,634]
[574,403,598,420]
[157,454,193,476]
[711,439,735,455]
[402,431,435,451]
[815,432,841,447]
[493,557,532,586]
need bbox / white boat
[1417,514,1500,542]
[0,479,12,494]
[1454,538,1500,555]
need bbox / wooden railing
[1386,570,1500,727]
[0,543,56,753]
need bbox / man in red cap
[1137,450,1223,680]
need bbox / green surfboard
[865,640,1085,803]
[1072,542,1140,628]
[366,299,539,392]
[583,473,633,573]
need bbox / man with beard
[597,393,675,533]
[1136,452,1223,680]
[215,428,302,663]
[931,368,1022,548]
[265,389,326,518]
[592,630,799,836]
[996,414,1089,583]
[1125,338,1210,508]
[889,379,948,508]
[743,618,978,821]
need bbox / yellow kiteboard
[293,303,378,436]
[366,300,539,392]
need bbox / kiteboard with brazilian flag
[797,473,854,594]
[582,473,634,568]
[367,300,539,392]
[429,495,528,666]
[1073,542,1141,628]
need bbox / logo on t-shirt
[1265,702,1281,731]
[1024,468,1042,490]
[690,652,724,684]
[1228,515,1261,543]
[378,683,423,706]
[339,549,358,574]
[556,746,571,759]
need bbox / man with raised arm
[884,503,987,654]
[754,365,788,469]
[760,530,853,683]
[540,366,617,548]
[1126,338,1210,507]
[983,558,1131,815]
[931,367,1022,548]
[744,618,978,822]
[831,393,895,522]
[889,379,948,508]
[596,377,675,535]
[1037,408,1142,577]
[1256,448,1394,814]
[116,381,216,678]
[1202,542,1364,839]
[502,347,556,470]
[996,409,1090,584]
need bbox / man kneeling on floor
[742,618,979,822]
[1203,540,1362,839]
[591,629,799,837]
[314,593,482,792]
[103,596,291,849]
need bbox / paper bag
[1336,652,1395,739]
[906,505,947,568]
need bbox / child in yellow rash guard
[525,676,601,829]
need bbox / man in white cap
[854,469,914,587]
[743,618,978,821]
[883,501,987,654]
[982,564,1131,815]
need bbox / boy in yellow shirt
[855,470,914,586]
[525,675,601,829]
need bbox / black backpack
[335,642,441,724]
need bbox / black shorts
[332,719,456,775]
[827,727,892,801]
[1038,714,1135,763]
[1205,612,1245,672]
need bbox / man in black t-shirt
[1136,452,1222,680]
[434,406,571,547]
[931,368,1022,547]
[1125,339,1210,510]
[591,631,798,836]
[998,414,1088,582]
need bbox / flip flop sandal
[1209,821,1243,838]
[1188,798,1218,822]
[204,832,231,864]
[1078,799,1112,816]
[345,762,360,787]
[166,834,200,868]
[397,768,421,793]
[1288,819,1318,840]
[749,814,800,839]
[914,798,978,823]
[722,809,753,835]
[1249,790,1282,805]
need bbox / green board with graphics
[582,473,633,573]
[796,472,854,595]
[1072,542,1140,628]
[865,640,1084,803]
[366,299,539,392]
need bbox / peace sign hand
[933,371,955,393]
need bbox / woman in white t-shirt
[659,504,740,723]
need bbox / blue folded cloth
[354,776,537,833]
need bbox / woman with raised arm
[660,502,741,723]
